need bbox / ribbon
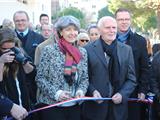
[6,97,153,120]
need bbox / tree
[107,0,157,33]
[98,6,114,20]
[52,7,86,28]
[146,0,160,38]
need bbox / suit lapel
[117,41,123,68]
[92,39,108,69]
[25,30,31,49]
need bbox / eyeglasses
[15,19,27,23]
[117,18,130,22]
[80,39,89,42]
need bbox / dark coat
[124,31,149,120]
[0,93,13,116]
[16,29,44,61]
[0,64,36,111]
[126,31,149,95]
[152,43,160,56]
[150,51,160,96]
[82,39,136,120]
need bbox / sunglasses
[80,39,89,42]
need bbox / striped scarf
[58,38,81,86]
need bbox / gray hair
[77,32,90,41]
[2,19,14,29]
[97,16,117,28]
[55,15,80,38]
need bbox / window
[17,0,27,4]
[92,5,96,8]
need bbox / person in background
[115,8,149,120]
[152,43,160,56]
[39,14,49,26]
[77,32,90,47]
[87,24,100,41]
[36,14,50,33]
[40,24,53,40]
[13,10,44,62]
[35,15,89,120]
[0,28,36,120]
[34,24,54,66]
[2,19,14,30]
[150,50,160,119]
[145,37,153,66]
[82,16,136,120]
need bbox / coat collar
[92,39,108,69]
[91,39,125,69]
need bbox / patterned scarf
[58,38,81,86]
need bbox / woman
[0,28,36,120]
[36,15,89,120]
[77,32,90,47]
[87,24,100,41]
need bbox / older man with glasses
[13,10,44,62]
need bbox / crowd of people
[0,7,160,120]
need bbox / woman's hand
[58,91,71,101]
[10,103,28,120]
[76,90,84,98]
[0,51,15,64]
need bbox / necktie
[19,32,23,37]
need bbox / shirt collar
[16,28,29,36]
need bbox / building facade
[0,0,51,26]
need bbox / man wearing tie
[13,10,44,61]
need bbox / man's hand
[112,93,122,104]
[138,93,145,100]
[93,90,103,104]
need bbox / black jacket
[16,29,44,61]
[0,64,36,111]
[0,93,13,116]
[126,31,149,95]
[150,51,160,96]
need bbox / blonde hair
[0,28,19,79]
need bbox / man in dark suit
[82,16,136,120]
[0,93,28,120]
[115,8,149,120]
[13,11,44,105]
[13,10,44,62]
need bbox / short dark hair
[39,14,49,21]
[13,10,29,21]
[87,24,98,34]
[115,8,131,18]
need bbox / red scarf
[58,38,81,85]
